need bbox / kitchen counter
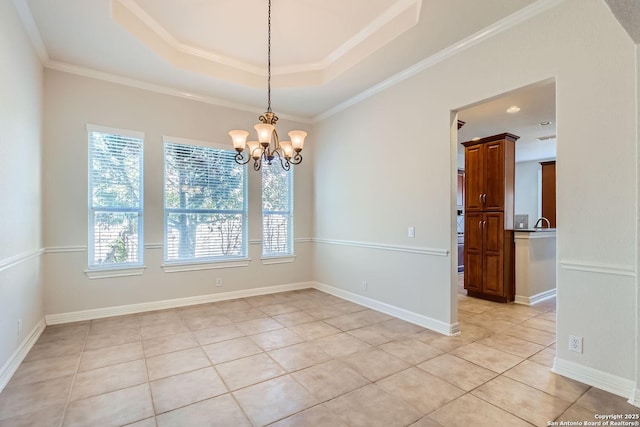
[514,229,556,305]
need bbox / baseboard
[45,282,313,325]
[553,357,636,403]
[0,318,45,393]
[313,281,458,336]
[514,288,556,306]
[629,387,640,408]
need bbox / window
[88,125,144,268]
[164,138,247,263]
[262,162,293,256]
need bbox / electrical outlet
[17,319,22,337]
[408,227,415,238]
[361,281,368,291]
[568,335,583,353]
[216,277,223,287]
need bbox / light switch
[408,227,415,238]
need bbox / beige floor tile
[150,367,227,414]
[38,324,89,344]
[324,310,392,331]
[471,375,572,426]
[236,318,284,335]
[452,342,523,373]
[304,305,352,320]
[181,313,232,331]
[418,353,497,391]
[211,299,252,313]
[140,320,190,340]
[427,334,476,352]
[156,394,251,427]
[202,336,263,364]
[430,393,533,427]
[8,354,79,387]
[84,329,141,351]
[24,338,85,362]
[63,383,154,427]
[502,325,556,346]
[244,294,283,307]
[325,384,422,427]
[488,307,538,324]
[342,349,409,381]
[555,403,601,424]
[0,404,65,427]
[139,309,180,326]
[216,353,285,390]
[233,375,318,426]
[193,325,244,346]
[270,404,348,427]
[347,324,394,346]
[464,315,515,333]
[378,338,444,365]
[528,347,556,367]
[379,318,426,338]
[268,341,333,372]
[376,367,465,414]
[504,360,590,402]
[143,332,199,357]
[521,317,556,333]
[146,347,211,381]
[89,315,139,335]
[79,341,143,371]
[292,360,370,401]
[538,311,557,322]
[248,328,305,351]
[225,308,269,323]
[478,334,545,358]
[271,311,316,327]
[313,333,371,358]
[409,329,446,343]
[456,322,493,340]
[0,375,73,420]
[409,417,444,427]
[258,303,300,316]
[288,321,341,340]
[70,359,148,401]
[576,387,640,414]
[125,417,157,427]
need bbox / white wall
[0,0,44,386]
[42,70,314,316]
[313,0,638,394]
[514,160,542,228]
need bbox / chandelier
[228,0,307,171]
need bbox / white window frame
[261,163,294,261]
[162,136,249,271]
[86,124,144,276]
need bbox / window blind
[262,162,293,256]
[164,141,247,262]
[88,128,143,267]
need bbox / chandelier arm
[289,152,303,165]
[234,152,252,165]
[253,158,263,171]
[273,149,291,171]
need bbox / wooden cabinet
[541,161,556,227]
[462,133,518,303]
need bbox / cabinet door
[464,212,483,292]
[483,140,505,211]
[482,212,504,296]
[464,145,484,212]
[541,161,556,227]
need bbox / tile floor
[0,282,638,427]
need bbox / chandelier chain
[267,0,272,113]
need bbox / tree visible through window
[164,140,247,262]
[262,162,293,256]
[88,126,144,267]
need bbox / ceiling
[16,0,631,163]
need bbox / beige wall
[42,70,314,315]
[313,0,638,390]
[0,0,44,383]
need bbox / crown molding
[313,0,565,122]
[10,0,49,62]
[44,60,313,124]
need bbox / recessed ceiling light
[506,106,520,114]
[536,134,556,142]
[539,121,552,126]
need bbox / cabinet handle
[479,194,483,204]
[482,194,487,203]
[483,220,487,229]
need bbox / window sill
[85,266,147,279]
[161,258,251,273]
[261,255,296,265]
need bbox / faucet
[534,217,551,229]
